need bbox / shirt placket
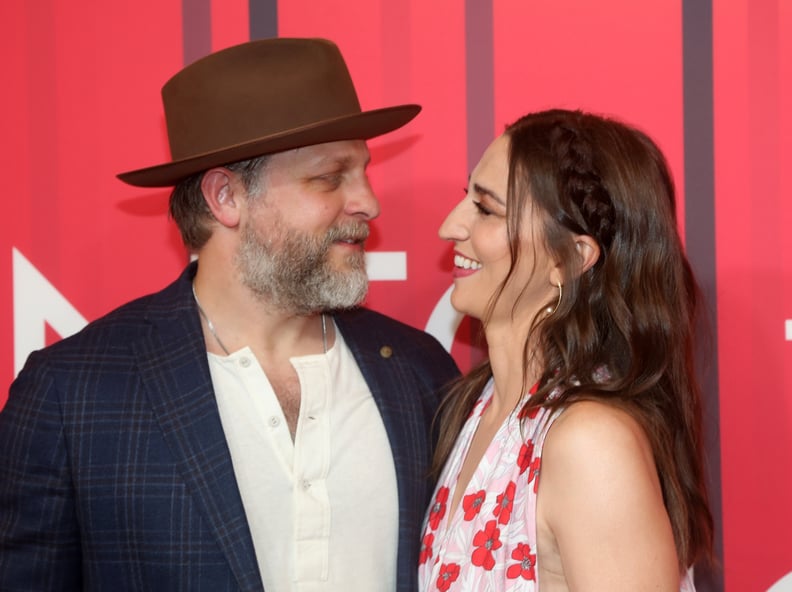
[291,356,332,583]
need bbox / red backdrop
[2,0,790,589]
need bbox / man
[0,38,459,591]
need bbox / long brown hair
[433,109,713,568]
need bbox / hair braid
[551,122,616,250]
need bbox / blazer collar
[132,263,264,592]
[335,310,431,587]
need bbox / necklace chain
[192,284,231,355]
[192,284,327,356]
[321,312,328,354]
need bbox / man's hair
[169,155,269,250]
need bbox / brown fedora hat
[117,38,421,187]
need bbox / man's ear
[573,234,600,275]
[201,167,241,228]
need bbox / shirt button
[239,357,251,368]
[268,416,280,427]
[302,479,311,490]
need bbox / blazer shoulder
[19,268,194,369]
[335,308,460,376]
[336,307,442,347]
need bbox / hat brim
[117,104,421,188]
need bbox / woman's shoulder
[548,399,650,450]
[536,399,680,587]
[539,398,659,507]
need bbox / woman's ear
[574,234,601,275]
[201,167,242,228]
[548,235,600,288]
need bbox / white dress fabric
[417,379,697,591]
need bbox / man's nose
[345,178,381,220]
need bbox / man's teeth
[454,254,482,270]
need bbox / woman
[419,109,713,590]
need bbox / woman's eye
[473,201,492,216]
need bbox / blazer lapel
[132,268,263,592]
[335,310,434,587]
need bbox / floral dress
[417,379,697,591]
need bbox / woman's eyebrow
[473,182,505,206]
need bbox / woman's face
[439,134,558,325]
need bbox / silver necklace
[321,312,328,353]
[192,284,328,355]
[192,284,231,355]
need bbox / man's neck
[192,258,331,359]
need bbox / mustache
[325,223,370,243]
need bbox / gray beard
[235,218,369,315]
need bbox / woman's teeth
[454,254,482,270]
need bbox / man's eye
[316,173,342,189]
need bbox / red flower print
[518,404,541,420]
[519,381,541,419]
[506,542,537,581]
[528,457,541,493]
[462,490,486,521]
[428,487,449,530]
[493,481,516,525]
[517,440,535,475]
[436,563,460,591]
[471,520,502,570]
[419,533,434,565]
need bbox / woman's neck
[485,321,544,415]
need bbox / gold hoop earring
[546,281,563,315]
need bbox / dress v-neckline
[443,382,518,528]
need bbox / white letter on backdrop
[366,251,407,281]
[425,284,464,353]
[13,248,87,377]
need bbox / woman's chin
[449,294,480,320]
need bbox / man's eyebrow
[315,154,371,170]
[473,182,505,206]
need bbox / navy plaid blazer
[0,263,460,591]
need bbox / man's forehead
[270,139,371,169]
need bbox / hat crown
[117,37,420,187]
[163,38,362,161]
